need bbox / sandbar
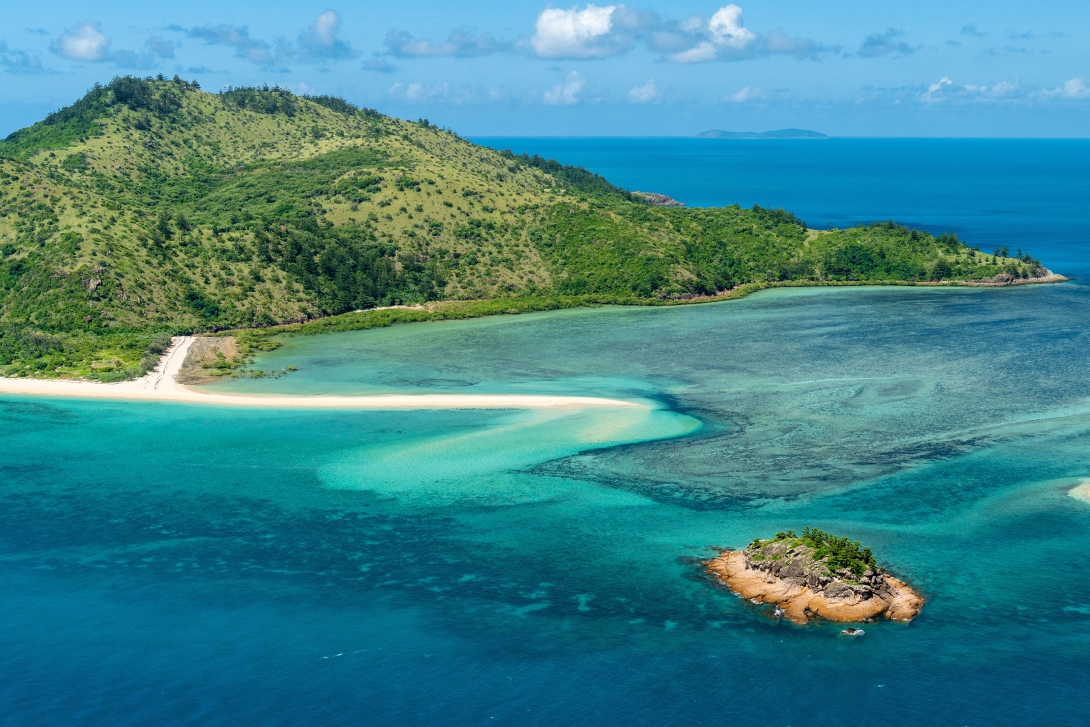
[0,336,639,411]
[1069,479,1090,505]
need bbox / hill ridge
[0,76,1046,380]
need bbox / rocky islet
[705,529,924,625]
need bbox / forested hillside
[0,76,1047,379]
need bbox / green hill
[0,76,1047,380]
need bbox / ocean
[3,139,1090,725]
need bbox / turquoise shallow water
[5,137,1090,724]
[3,282,1090,725]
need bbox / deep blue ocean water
[4,140,1090,725]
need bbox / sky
[1,0,1088,137]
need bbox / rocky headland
[631,191,685,207]
[970,266,1067,287]
[705,528,923,625]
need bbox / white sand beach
[0,336,638,410]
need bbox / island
[704,528,923,624]
[696,128,829,139]
[0,77,1059,382]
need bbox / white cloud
[920,76,953,103]
[727,85,765,102]
[391,4,821,64]
[543,71,586,105]
[531,5,622,58]
[664,5,798,63]
[954,80,1020,102]
[310,11,340,46]
[669,42,717,63]
[627,78,663,103]
[299,11,358,61]
[175,13,356,68]
[1043,77,1090,100]
[708,5,756,48]
[54,21,109,62]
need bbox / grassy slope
[0,77,1046,380]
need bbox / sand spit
[1069,479,1090,505]
[0,336,639,411]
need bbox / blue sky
[2,0,1088,137]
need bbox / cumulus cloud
[857,28,918,58]
[299,10,358,61]
[49,21,173,68]
[531,4,646,58]
[727,84,765,102]
[385,4,824,64]
[0,41,48,74]
[668,4,755,61]
[962,80,1019,98]
[1042,77,1090,100]
[920,76,953,102]
[384,29,510,57]
[913,75,1090,104]
[543,71,586,104]
[53,21,110,61]
[652,5,826,63]
[175,12,356,68]
[961,24,987,37]
[627,78,663,103]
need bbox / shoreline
[259,273,1072,340]
[2,274,1071,388]
[0,336,640,410]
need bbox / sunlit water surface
[4,281,1090,725]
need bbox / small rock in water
[840,627,865,637]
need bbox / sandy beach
[0,336,638,410]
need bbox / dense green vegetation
[0,76,1048,379]
[753,528,878,577]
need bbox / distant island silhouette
[697,129,829,139]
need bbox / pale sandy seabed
[1069,479,1090,504]
[0,336,638,411]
